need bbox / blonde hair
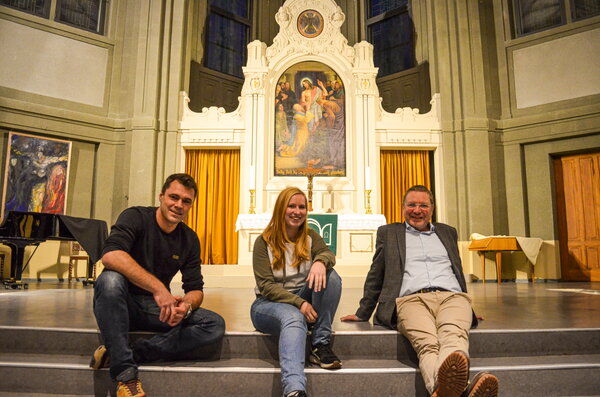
[262,187,309,270]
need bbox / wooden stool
[68,242,89,282]
[0,253,5,280]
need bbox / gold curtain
[380,150,431,224]
[185,149,240,264]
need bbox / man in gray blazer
[342,185,498,397]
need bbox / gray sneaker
[309,343,342,369]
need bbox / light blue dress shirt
[399,222,462,297]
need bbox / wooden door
[554,152,600,281]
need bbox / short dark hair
[161,173,198,198]
[402,185,434,206]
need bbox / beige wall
[0,19,110,108]
[512,28,600,109]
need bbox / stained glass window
[366,0,414,76]
[0,0,49,18]
[368,0,408,18]
[56,0,105,34]
[209,0,250,18]
[513,0,564,35]
[1,0,106,34]
[512,0,599,37]
[204,0,252,78]
[571,0,600,20]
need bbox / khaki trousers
[396,291,472,394]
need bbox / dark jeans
[93,270,226,381]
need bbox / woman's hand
[307,261,326,292]
[300,301,318,323]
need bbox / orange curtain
[185,149,240,264]
[380,150,431,224]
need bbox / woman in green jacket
[250,187,342,397]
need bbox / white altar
[178,0,443,287]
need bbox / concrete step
[1,326,599,360]
[0,353,599,396]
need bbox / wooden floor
[0,280,599,332]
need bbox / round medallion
[297,9,324,38]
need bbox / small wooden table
[468,237,525,284]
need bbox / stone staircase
[0,326,599,396]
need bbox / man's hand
[153,288,179,323]
[307,261,326,292]
[167,300,190,327]
[340,314,364,322]
[300,301,318,323]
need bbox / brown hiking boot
[116,378,146,397]
[463,372,499,397]
[89,345,110,369]
[432,350,470,397]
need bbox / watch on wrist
[184,303,193,319]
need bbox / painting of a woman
[275,103,290,149]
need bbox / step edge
[1,325,599,335]
[1,361,599,373]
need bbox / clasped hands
[153,289,190,327]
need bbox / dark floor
[0,280,599,332]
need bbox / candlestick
[249,189,256,214]
[307,174,314,212]
[365,189,372,214]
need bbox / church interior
[0,0,599,395]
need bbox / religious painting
[1,132,72,219]
[297,9,324,38]
[274,61,346,177]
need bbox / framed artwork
[1,132,72,219]
[297,9,324,38]
[274,61,346,177]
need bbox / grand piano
[0,211,108,289]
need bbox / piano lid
[0,211,59,240]
[0,211,108,264]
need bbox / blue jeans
[93,270,226,381]
[250,269,342,395]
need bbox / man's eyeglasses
[405,203,431,210]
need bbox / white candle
[365,166,371,190]
[249,165,256,190]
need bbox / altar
[229,213,387,287]
[178,0,443,288]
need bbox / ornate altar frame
[178,0,443,286]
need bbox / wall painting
[274,61,346,177]
[1,132,72,219]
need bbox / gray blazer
[355,222,477,329]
